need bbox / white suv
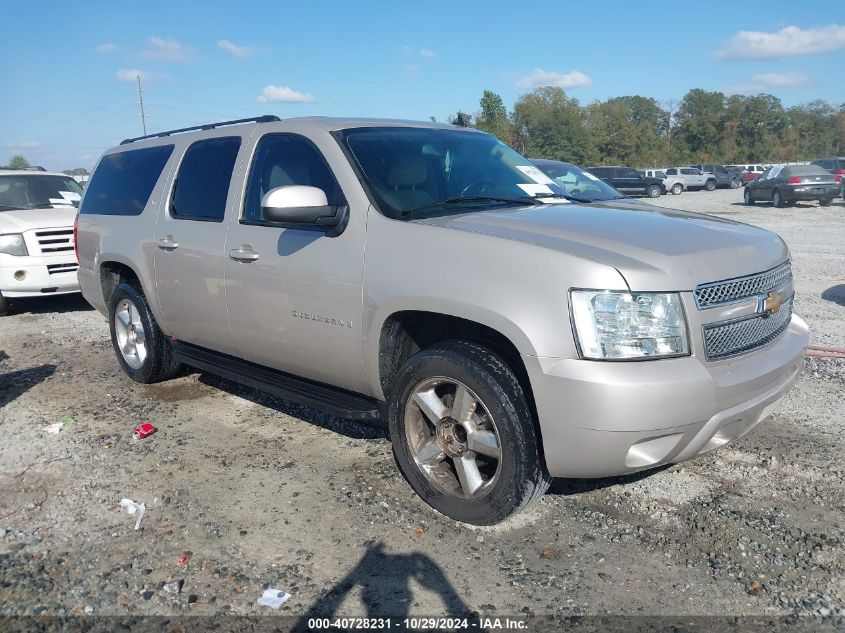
[641,169,684,195]
[0,169,82,315]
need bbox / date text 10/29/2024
[307,617,527,630]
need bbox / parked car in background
[810,157,845,197]
[584,166,664,197]
[530,159,659,210]
[0,170,82,316]
[640,169,684,195]
[744,164,839,207]
[727,165,765,186]
[691,164,742,189]
[665,167,716,191]
[76,116,809,525]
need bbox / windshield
[340,127,566,219]
[531,160,625,201]
[0,175,82,210]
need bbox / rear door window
[81,145,174,216]
[171,137,241,222]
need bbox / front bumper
[526,314,809,478]
[0,257,80,298]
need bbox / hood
[0,206,78,233]
[413,203,788,291]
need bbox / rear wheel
[744,188,754,205]
[109,282,181,383]
[704,180,716,192]
[0,292,8,317]
[820,197,834,207]
[772,190,785,208]
[729,178,741,189]
[387,340,550,525]
[646,184,662,198]
[670,183,683,195]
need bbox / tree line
[462,88,845,168]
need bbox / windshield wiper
[400,195,541,218]
[30,202,74,209]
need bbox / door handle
[157,236,179,251]
[229,247,260,263]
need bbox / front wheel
[109,282,181,383]
[772,190,785,208]
[730,179,741,189]
[670,183,683,195]
[0,292,8,317]
[646,184,662,198]
[387,341,550,525]
[704,180,716,192]
[819,197,834,207]
[744,188,755,205]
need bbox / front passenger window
[243,134,345,222]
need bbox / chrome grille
[46,262,79,275]
[34,228,74,254]
[694,261,792,309]
[703,299,793,360]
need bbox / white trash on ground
[257,588,292,609]
[118,498,146,530]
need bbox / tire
[819,198,833,207]
[0,292,8,317]
[646,184,662,198]
[387,340,550,525]
[744,188,754,205]
[729,179,741,189]
[772,190,785,208]
[108,281,181,383]
[704,180,716,192]
[670,183,683,195]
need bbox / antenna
[136,74,147,135]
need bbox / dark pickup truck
[585,166,664,198]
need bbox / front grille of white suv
[34,228,75,255]
[46,262,79,275]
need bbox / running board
[173,342,384,422]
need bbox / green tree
[587,96,666,166]
[512,87,591,163]
[6,155,30,169]
[475,90,513,144]
[674,89,726,161]
[63,167,89,176]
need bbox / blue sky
[2,0,843,170]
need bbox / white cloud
[218,39,256,59]
[96,42,117,54]
[717,24,845,59]
[516,68,592,89]
[420,48,436,58]
[256,84,315,103]
[729,71,811,94]
[140,36,195,62]
[116,68,162,84]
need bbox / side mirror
[260,185,345,228]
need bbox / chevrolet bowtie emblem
[761,290,785,316]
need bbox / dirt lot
[1,189,843,628]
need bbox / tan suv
[76,116,809,524]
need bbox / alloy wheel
[404,377,502,500]
[113,298,147,369]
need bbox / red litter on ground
[177,555,190,565]
[133,423,157,440]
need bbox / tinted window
[171,137,241,222]
[589,167,611,177]
[655,171,666,179]
[624,169,640,178]
[782,165,831,177]
[665,168,677,175]
[813,160,834,171]
[81,145,173,216]
[680,168,695,175]
[243,134,345,222]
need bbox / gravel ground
[0,189,843,627]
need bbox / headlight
[0,233,28,256]
[570,290,689,360]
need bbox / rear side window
[171,137,241,222]
[80,145,173,216]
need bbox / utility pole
[136,74,147,135]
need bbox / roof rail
[120,115,281,145]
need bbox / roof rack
[120,115,281,145]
